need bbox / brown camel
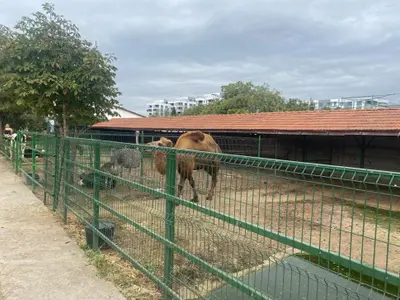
[147,131,222,203]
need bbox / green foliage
[285,98,315,111]
[170,107,177,116]
[183,81,314,116]
[0,2,121,135]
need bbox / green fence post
[17,132,21,174]
[89,135,93,167]
[31,134,36,192]
[63,140,70,224]
[43,135,49,205]
[13,133,18,173]
[53,135,60,211]
[150,136,155,169]
[18,132,23,176]
[163,149,177,300]
[0,135,3,155]
[92,142,101,250]
[140,131,144,144]
[139,131,145,184]
[257,134,262,158]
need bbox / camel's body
[148,131,222,203]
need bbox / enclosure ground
[0,157,126,300]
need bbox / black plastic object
[24,172,40,185]
[84,220,115,249]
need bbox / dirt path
[0,157,126,300]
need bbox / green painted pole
[43,135,49,205]
[163,150,177,300]
[140,131,145,184]
[359,136,366,187]
[63,140,70,224]
[257,134,262,158]
[92,142,101,250]
[150,136,155,169]
[18,132,23,176]
[31,134,36,192]
[53,135,60,211]
[14,132,19,173]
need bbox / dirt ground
[22,147,400,298]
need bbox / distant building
[196,93,221,106]
[145,92,222,116]
[146,99,170,117]
[312,97,390,110]
[168,97,198,115]
[106,107,145,120]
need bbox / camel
[147,131,222,203]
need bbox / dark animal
[110,148,142,177]
[78,162,117,189]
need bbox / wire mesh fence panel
[0,133,13,160]
[1,131,399,300]
[0,132,58,209]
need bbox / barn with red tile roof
[89,108,400,172]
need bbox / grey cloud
[1,0,400,114]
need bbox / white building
[196,93,221,106]
[313,97,389,110]
[168,97,198,115]
[145,92,222,116]
[146,99,170,117]
[106,106,145,119]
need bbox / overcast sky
[1,0,400,114]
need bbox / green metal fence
[2,131,399,300]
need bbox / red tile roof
[91,108,400,136]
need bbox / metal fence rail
[2,131,399,300]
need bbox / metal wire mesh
[2,131,399,300]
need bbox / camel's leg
[206,169,218,201]
[188,175,199,203]
[177,175,186,199]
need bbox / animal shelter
[89,108,400,172]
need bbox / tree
[285,98,315,111]
[0,3,120,136]
[170,107,177,116]
[0,25,17,131]
[183,81,314,116]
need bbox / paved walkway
[0,157,126,300]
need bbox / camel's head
[146,137,174,148]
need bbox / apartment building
[146,92,222,116]
[312,97,389,110]
[146,99,170,117]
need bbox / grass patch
[62,216,162,300]
[81,245,162,300]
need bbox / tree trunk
[69,123,79,184]
[62,104,68,137]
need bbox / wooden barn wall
[87,129,400,172]
[267,135,400,172]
